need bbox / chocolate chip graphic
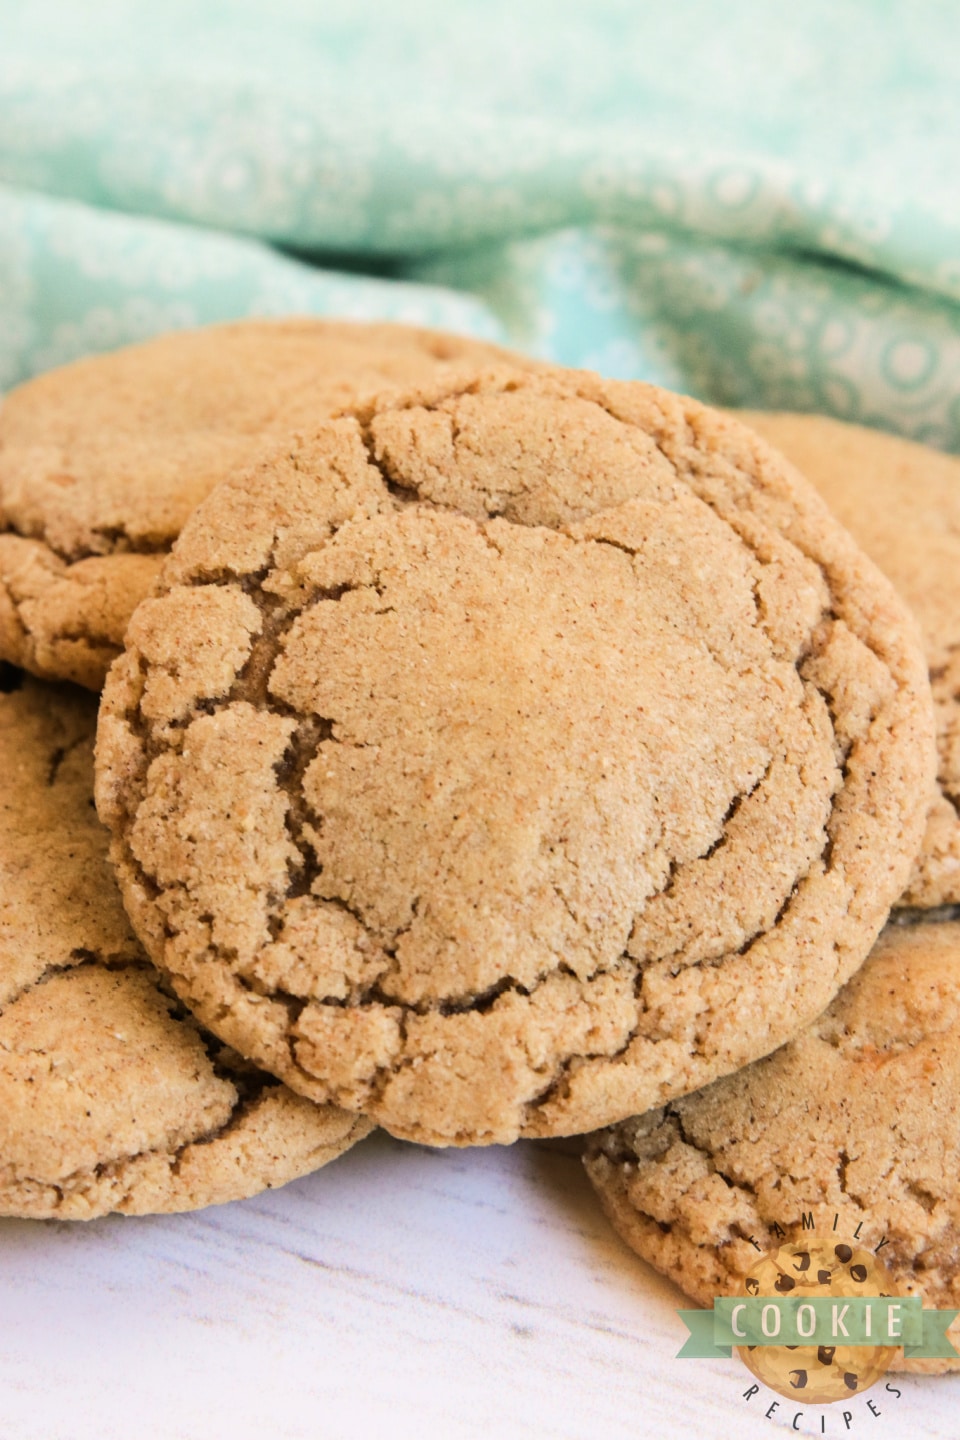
[789,1371,808,1389]
[793,1252,811,1272]
[746,1277,760,1295]
[835,1244,853,1262]
[818,1346,836,1366]
[775,1273,796,1293]
[817,1269,832,1284]
[850,1263,868,1282]
[844,1373,859,1392]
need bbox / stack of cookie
[0,320,954,1375]
[0,319,514,1215]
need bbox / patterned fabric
[1,0,959,446]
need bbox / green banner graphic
[677,1310,731,1360]
[677,1300,959,1360]
[902,1307,960,1361]
[716,1296,922,1347]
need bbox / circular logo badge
[737,1239,899,1404]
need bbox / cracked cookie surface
[584,916,960,1374]
[96,368,935,1146]
[0,318,514,689]
[740,412,960,908]
[0,672,370,1219]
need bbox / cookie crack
[0,952,146,1018]
[589,385,903,689]
[45,732,88,788]
[274,714,332,902]
[0,950,274,1115]
[7,1071,286,1213]
[904,1180,940,1216]
[671,1107,757,1197]
[82,526,172,560]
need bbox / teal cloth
[2,1,960,447]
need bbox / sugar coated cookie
[96,370,935,1146]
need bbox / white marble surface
[1,1132,957,1440]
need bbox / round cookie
[95,368,935,1147]
[0,318,515,690]
[0,670,371,1219]
[584,917,960,1374]
[738,413,960,908]
[737,1240,898,1402]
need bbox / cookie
[584,917,960,1373]
[0,318,514,690]
[737,1240,899,1401]
[738,413,960,907]
[0,670,371,1219]
[95,368,935,1147]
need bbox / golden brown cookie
[95,368,935,1147]
[739,413,960,907]
[584,917,960,1374]
[0,671,371,1219]
[0,318,514,690]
